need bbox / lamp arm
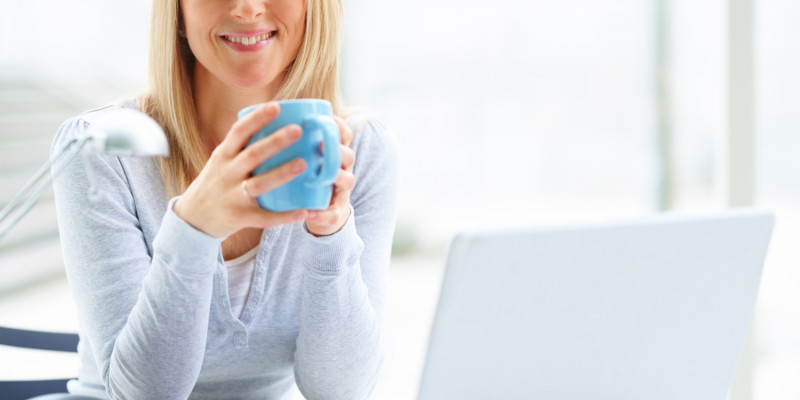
[81,150,101,201]
[0,136,92,242]
[0,139,76,223]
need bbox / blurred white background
[1,0,798,399]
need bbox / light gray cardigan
[52,101,398,400]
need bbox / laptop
[418,209,774,400]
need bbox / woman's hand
[305,116,356,236]
[174,102,308,238]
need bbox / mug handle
[302,115,341,186]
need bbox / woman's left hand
[305,116,356,236]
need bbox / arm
[52,115,223,399]
[294,117,400,399]
[56,102,311,398]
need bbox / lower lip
[222,36,274,53]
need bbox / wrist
[172,196,220,238]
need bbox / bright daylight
[1,0,799,399]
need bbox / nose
[230,0,265,21]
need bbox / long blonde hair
[139,0,345,196]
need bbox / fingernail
[288,126,301,139]
[262,102,276,114]
[308,211,318,219]
[291,160,306,173]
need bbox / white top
[224,246,259,318]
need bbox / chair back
[0,326,79,400]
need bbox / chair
[0,325,79,400]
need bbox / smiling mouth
[222,31,277,46]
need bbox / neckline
[224,246,259,267]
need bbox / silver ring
[242,180,253,198]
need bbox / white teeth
[226,32,273,46]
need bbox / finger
[307,199,352,227]
[247,208,308,229]
[307,207,343,227]
[332,170,356,193]
[231,124,302,176]
[245,158,307,197]
[329,184,352,209]
[309,174,353,219]
[340,145,355,171]
[333,116,354,147]
[218,102,280,157]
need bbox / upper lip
[221,29,276,37]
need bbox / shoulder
[345,111,400,202]
[64,98,137,126]
[78,99,138,124]
[345,111,398,166]
[51,99,139,154]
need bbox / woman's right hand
[173,102,308,238]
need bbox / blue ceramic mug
[238,99,341,211]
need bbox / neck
[193,64,284,151]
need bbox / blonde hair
[139,0,345,196]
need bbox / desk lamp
[0,108,169,242]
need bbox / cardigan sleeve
[52,110,223,400]
[293,116,400,400]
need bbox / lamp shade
[84,108,169,157]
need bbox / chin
[229,69,282,91]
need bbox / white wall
[0,0,151,97]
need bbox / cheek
[275,0,307,42]
[184,32,208,65]
[288,14,307,58]
[181,1,220,51]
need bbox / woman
[51,0,398,398]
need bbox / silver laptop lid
[418,209,773,400]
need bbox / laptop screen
[418,209,773,400]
